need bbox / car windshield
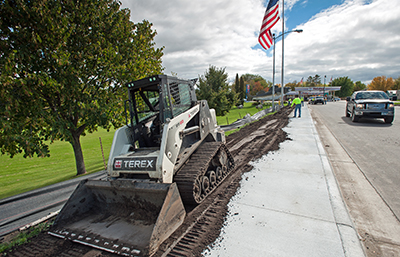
[355,91,389,100]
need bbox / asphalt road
[0,170,106,237]
[309,100,400,221]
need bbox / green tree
[332,77,354,97]
[286,81,298,91]
[353,81,366,92]
[242,74,269,89]
[242,74,261,82]
[314,75,322,85]
[241,73,271,100]
[239,76,245,103]
[305,75,321,87]
[233,73,244,105]
[250,81,266,96]
[305,76,313,86]
[196,66,235,116]
[0,0,163,175]
[234,73,240,94]
[394,76,400,90]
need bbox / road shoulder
[310,108,400,257]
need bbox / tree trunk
[71,132,86,176]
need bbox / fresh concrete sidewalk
[203,104,365,256]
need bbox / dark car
[313,96,325,104]
[346,90,395,124]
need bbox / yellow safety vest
[291,98,301,107]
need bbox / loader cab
[126,75,197,149]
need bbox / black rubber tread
[174,141,234,205]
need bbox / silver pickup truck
[346,90,395,124]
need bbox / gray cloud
[121,0,400,85]
[282,0,400,83]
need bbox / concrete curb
[308,105,365,256]
[0,170,106,205]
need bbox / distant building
[253,86,341,101]
[295,86,341,96]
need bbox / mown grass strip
[0,221,52,254]
[0,128,115,199]
[224,109,276,137]
[216,102,271,126]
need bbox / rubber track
[174,141,234,205]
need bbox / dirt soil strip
[2,107,292,257]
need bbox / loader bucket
[49,179,186,256]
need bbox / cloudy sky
[120,0,400,85]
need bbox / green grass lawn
[216,101,270,125]
[0,128,115,199]
[0,101,273,200]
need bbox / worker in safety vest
[291,96,302,118]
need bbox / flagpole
[280,0,284,107]
[272,35,276,111]
[258,0,290,109]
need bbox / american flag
[258,0,280,50]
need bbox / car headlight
[388,103,394,108]
[356,103,364,109]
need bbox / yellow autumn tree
[368,76,394,91]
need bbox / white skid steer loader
[49,75,234,256]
